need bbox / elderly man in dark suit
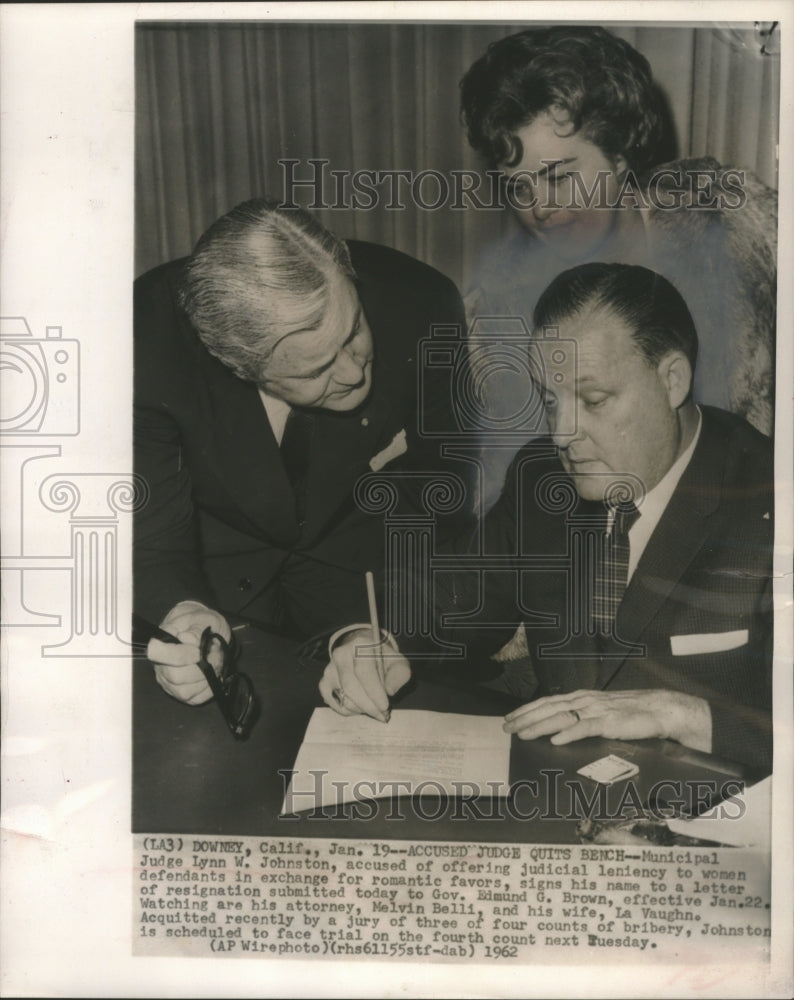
[134,199,469,705]
[323,263,773,770]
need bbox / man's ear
[657,351,693,408]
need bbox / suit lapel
[597,412,724,688]
[200,350,300,543]
[303,363,397,532]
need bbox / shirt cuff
[328,624,398,657]
[160,600,212,627]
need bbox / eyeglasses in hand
[196,627,259,741]
[132,614,259,741]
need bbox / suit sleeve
[704,430,774,771]
[133,269,217,624]
[707,571,773,771]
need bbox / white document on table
[281,708,511,814]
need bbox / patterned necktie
[280,408,314,522]
[593,502,640,635]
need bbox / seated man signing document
[321,263,773,771]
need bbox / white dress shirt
[258,388,291,445]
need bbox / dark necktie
[280,408,314,522]
[593,502,640,635]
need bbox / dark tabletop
[133,622,762,842]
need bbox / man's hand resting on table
[148,601,232,705]
[503,688,713,754]
[319,627,412,722]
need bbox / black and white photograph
[1,3,792,997]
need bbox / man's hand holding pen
[319,571,411,723]
[320,627,412,722]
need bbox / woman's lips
[535,209,580,230]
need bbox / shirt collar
[258,389,292,445]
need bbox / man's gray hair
[180,199,356,383]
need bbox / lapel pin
[361,417,369,427]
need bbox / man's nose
[334,348,366,385]
[548,398,580,447]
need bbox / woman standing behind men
[461,26,776,502]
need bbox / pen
[131,612,182,650]
[365,570,390,723]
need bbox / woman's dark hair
[460,26,665,172]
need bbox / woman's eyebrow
[501,156,578,190]
[537,157,578,178]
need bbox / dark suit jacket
[134,241,470,634]
[428,407,773,769]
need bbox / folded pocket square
[369,429,408,472]
[670,629,749,656]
